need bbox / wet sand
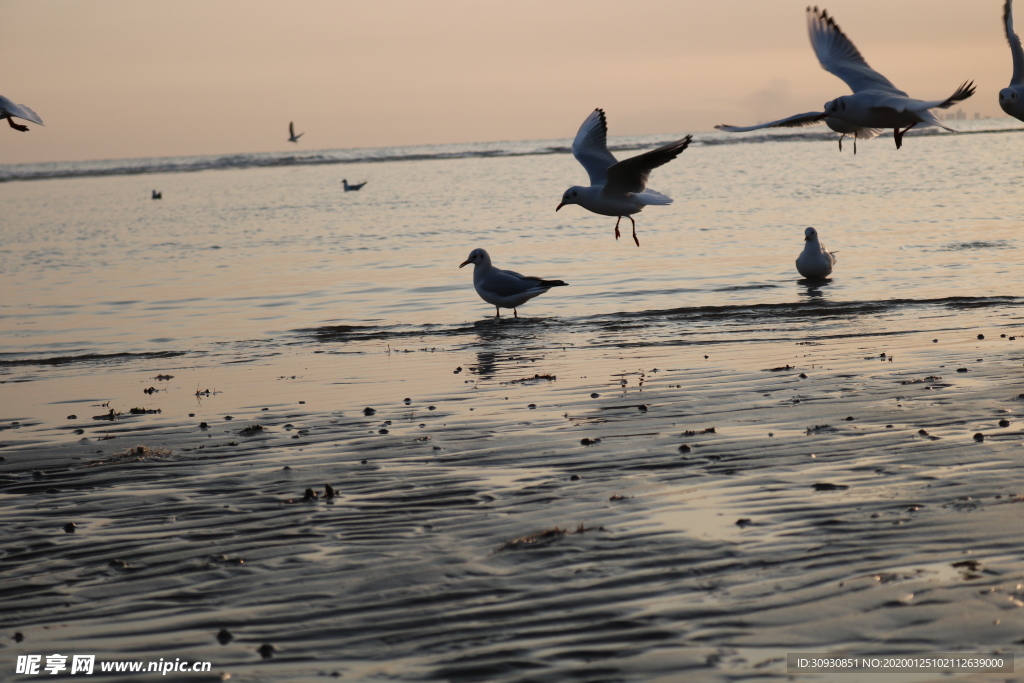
[4,311,1024,682]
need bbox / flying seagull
[287,121,304,143]
[717,7,975,150]
[0,95,43,132]
[1000,0,1024,122]
[795,227,837,280]
[716,112,881,154]
[556,108,691,247]
[342,179,367,191]
[459,248,567,319]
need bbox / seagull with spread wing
[287,121,304,143]
[717,112,881,154]
[459,248,567,319]
[1000,0,1024,122]
[556,108,691,247]
[0,95,43,132]
[717,7,975,150]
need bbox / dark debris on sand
[498,524,605,551]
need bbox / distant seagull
[342,179,367,191]
[287,121,304,143]
[796,227,837,280]
[717,7,975,150]
[716,112,881,154]
[151,190,162,200]
[459,248,567,319]
[0,95,43,132]
[1000,0,1024,122]
[556,108,691,247]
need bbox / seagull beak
[555,202,565,212]
[459,259,471,268]
[805,236,812,242]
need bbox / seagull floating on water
[557,108,691,247]
[0,95,43,132]
[717,7,975,150]
[287,121,304,143]
[342,179,367,191]
[1000,0,1024,122]
[151,190,162,200]
[459,248,567,319]
[796,227,837,280]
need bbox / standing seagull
[287,121,304,143]
[1000,0,1024,122]
[459,248,567,319]
[796,227,837,280]
[717,7,975,150]
[0,95,43,132]
[556,109,691,247]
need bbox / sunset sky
[0,0,1012,164]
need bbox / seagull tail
[539,279,568,288]
[635,189,673,206]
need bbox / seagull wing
[1007,1,1024,85]
[604,135,691,195]
[289,121,295,137]
[481,269,547,298]
[572,109,619,186]
[716,111,826,132]
[807,7,906,96]
[0,96,43,125]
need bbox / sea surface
[3,120,1024,682]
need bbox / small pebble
[1000,419,1011,427]
[63,522,76,533]
[73,429,84,435]
[14,632,24,642]
[978,334,985,340]
[590,393,600,398]
[379,428,389,434]
[363,407,376,416]
[216,629,233,645]
[361,459,368,464]
[428,406,436,411]
[404,398,411,404]
[570,474,580,481]
[528,404,537,409]
[974,433,985,442]
[886,424,893,428]
[257,644,275,659]
[735,518,752,527]
[933,339,938,343]
[224,415,233,421]
[188,413,195,417]
[679,444,691,453]
[298,400,305,404]
[918,429,929,436]
[798,373,807,379]
[1001,334,1007,338]
[845,416,855,421]
[66,415,76,420]
[638,404,648,412]
[956,368,968,373]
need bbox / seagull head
[804,227,819,242]
[556,187,583,211]
[999,88,1018,113]
[823,97,848,117]
[459,248,491,269]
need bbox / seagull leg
[893,123,916,150]
[6,117,28,132]
[838,134,844,152]
[853,135,857,155]
[514,308,518,318]
[614,216,622,241]
[629,216,639,248]
[494,306,501,319]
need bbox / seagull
[342,179,367,191]
[716,112,882,154]
[287,121,304,143]
[717,7,976,150]
[0,95,43,132]
[459,248,567,319]
[556,108,692,247]
[151,190,162,200]
[1000,0,1024,122]
[796,227,837,279]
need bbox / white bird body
[287,121,304,143]
[796,227,837,279]
[459,248,567,318]
[557,108,691,247]
[0,95,43,132]
[717,7,975,150]
[1001,0,1024,121]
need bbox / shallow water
[3,121,1024,682]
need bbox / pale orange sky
[0,0,1012,164]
